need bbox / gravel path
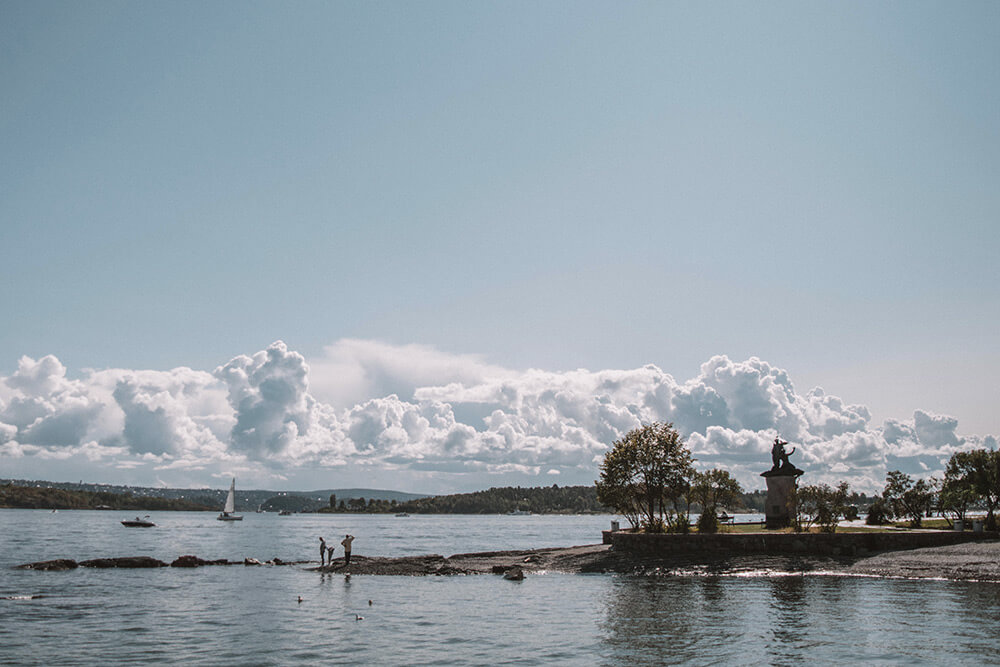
[845,540,1000,581]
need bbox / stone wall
[606,529,996,557]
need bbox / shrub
[697,510,719,534]
[865,497,889,525]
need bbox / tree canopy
[796,482,851,532]
[882,470,936,528]
[691,468,744,533]
[596,422,695,532]
[940,449,1000,530]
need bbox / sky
[1,2,997,494]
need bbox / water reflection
[600,574,1000,666]
[601,576,756,664]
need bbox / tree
[882,471,936,528]
[942,449,1000,531]
[329,494,337,509]
[596,422,695,533]
[691,469,743,533]
[865,496,889,525]
[796,482,850,532]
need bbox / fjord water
[2,511,998,665]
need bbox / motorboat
[122,516,155,527]
[217,478,243,521]
[278,509,292,516]
[395,512,410,517]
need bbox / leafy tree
[596,422,694,532]
[796,482,850,532]
[939,453,979,527]
[865,496,890,525]
[882,471,936,528]
[329,494,336,509]
[942,449,1000,531]
[691,469,743,533]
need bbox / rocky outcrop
[79,556,167,568]
[16,559,78,571]
[170,555,230,567]
[502,566,524,581]
[15,540,1000,581]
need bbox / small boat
[217,478,243,521]
[256,505,264,513]
[278,510,292,516]
[395,512,410,517]
[122,516,155,527]
[507,509,531,516]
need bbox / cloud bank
[1,341,995,492]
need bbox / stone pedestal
[761,465,804,529]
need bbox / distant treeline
[0,484,216,511]
[0,482,881,515]
[318,487,881,516]
[318,485,607,514]
[740,489,877,513]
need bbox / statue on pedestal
[760,435,803,529]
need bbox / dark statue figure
[762,436,803,529]
[771,436,795,470]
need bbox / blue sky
[1,2,997,492]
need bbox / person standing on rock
[341,534,354,565]
[319,537,327,566]
[327,544,335,565]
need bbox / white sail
[224,479,236,514]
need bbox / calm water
[2,510,998,665]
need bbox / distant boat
[278,510,292,516]
[256,505,264,513]
[217,479,243,521]
[395,512,410,517]
[507,509,531,516]
[122,516,155,527]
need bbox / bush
[642,516,667,534]
[697,511,719,534]
[865,498,889,525]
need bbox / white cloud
[214,341,314,459]
[1,341,996,493]
[308,339,512,408]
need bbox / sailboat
[217,478,243,521]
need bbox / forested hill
[0,484,216,511]
[322,485,609,514]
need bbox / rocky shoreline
[15,539,1000,581]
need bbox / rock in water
[503,566,524,581]
[171,555,229,567]
[79,556,167,568]
[16,559,78,571]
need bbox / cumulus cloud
[214,341,314,459]
[307,338,512,408]
[1,341,996,492]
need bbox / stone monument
[760,436,803,529]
